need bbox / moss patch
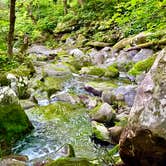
[128,55,156,76]
[46,157,98,166]
[0,104,33,155]
[104,65,119,78]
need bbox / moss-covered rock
[0,87,33,155]
[91,121,110,143]
[46,157,98,166]
[80,66,105,77]
[104,65,119,78]
[128,55,156,76]
[90,103,115,123]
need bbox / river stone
[50,92,80,104]
[0,87,33,155]
[119,48,166,166]
[132,48,154,62]
[91,121,110,143]
[102,85,137,107]
[90,103,115,123]
[28,44,58,57]
[69,48,84,57]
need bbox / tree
[7,0,16,57]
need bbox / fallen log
[124,38,166,52]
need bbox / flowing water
[12,74,107,165]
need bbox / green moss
[46,157,98,166]
[105,65,119,78]
[0,103,33,155]
[80,66,105,77]
[0,72,10,86]
[128,55,156,76]
[32,101,84,121]
[10,65,32,78]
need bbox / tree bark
[7,0,16,58]
[63,0,68,15]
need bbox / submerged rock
[0,87,33,155]
[119,48,166,166]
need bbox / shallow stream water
[12,75,107,165]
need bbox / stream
[12,74,110,165]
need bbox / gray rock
[50,92,80,104]
[28,44,58,56]
[90,103,115,123]
[102,85,137,107]
[129,48,166,138]
[91,121,110,142]
[69,48,84,57]
[132,48,154,62]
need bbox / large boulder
[119,48,166,166]
[0,87,33,155]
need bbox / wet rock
[69,48,84,57]
[79,95,98,109]
[108,126,123,144]
[28,44,58,57]
[20,99,36,109]
[0,87,33,155]
[102,85,137,107]
[129,48,166,137]
[90,103,115,123]
[119,48,166,166]
[91,121,110,143]
[46,157,97,166]
[50,92,80,104]
[84,86,102,96]
[132,48,153,62]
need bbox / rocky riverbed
[0,31,166,166]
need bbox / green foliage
[128,55,156,76]
[0,54,19,71]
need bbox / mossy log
[125,38,166,52]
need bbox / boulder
[119,48,166,166]
[132,48,154,62]
[50,92,80,104]
[102,85,137,107]
[90,103,115,123]
[91,121,110,143]
[0,87,33,155]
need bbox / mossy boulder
[91,121,110,143]
[128,55,156,76]
[80,66,105,77]
[0,87,33,155]
[46,157,98,166]
[90,103,115,123]
[104,65,119,78]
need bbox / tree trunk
[63,0,68,15]
[7,0,16,58]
